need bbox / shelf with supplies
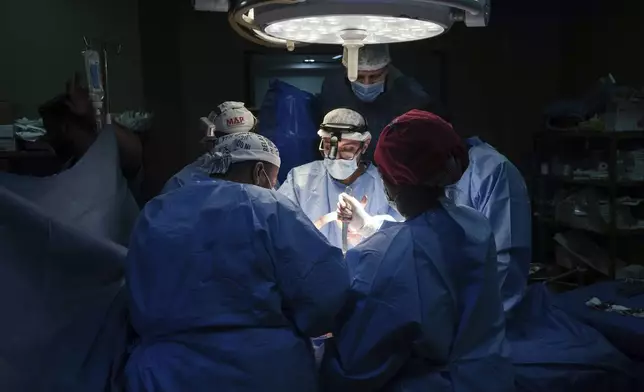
[542,176,644,188]
[535,130,644,140]
[533,129,644,283]
[533,212,644,236]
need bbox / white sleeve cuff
[358,215,397,237]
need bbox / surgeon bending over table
[321,109,514,392]
[125,132,349,392]
[279,108,401,249]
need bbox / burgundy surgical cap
[374,110,468,187]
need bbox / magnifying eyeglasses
[319,123,367,160]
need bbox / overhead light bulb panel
[263,14,446,45]
[247,0,488,45]
[226,0,489,77]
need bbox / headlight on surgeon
[318,109,371,182]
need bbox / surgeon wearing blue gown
[346,117,531,313]
[278,108,401,249]
[162,101,258,193]
[445,137,532,313]
[125,132,349,392]
[321,110,514,392]
[448,143,635,390]
[318,44,441,161]
[342,111,637,391]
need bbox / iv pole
[82,37,121,129]
[101,41,122,125]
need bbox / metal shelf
[534,215,644,237]
[539,175,644,188]
[536,130,644,140]
[533,128,644,279]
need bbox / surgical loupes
[329,136,339,160]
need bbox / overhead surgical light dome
[194,0,490,80]
[264,15,446,44]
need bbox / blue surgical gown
[320,200,515,392]
[278,161,401,249]
[125,181,349,392]
[447,137,531,313]
[161,156,212,194]
[318,67,436,161]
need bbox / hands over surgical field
[337,193,372,246]
[337,193,369,229]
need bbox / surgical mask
[351,81,385,103]
[323,157,358,180]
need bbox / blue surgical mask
[351,81,385,103]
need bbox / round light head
[264,15,445,45]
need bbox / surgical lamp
[195,0,490,81]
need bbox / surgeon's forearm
[315,212,337,229]
[316,212,398,237]
[357,215,397,237]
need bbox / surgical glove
[337,193,371,232]
[347,229,364,247]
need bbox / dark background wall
[560,1,644,95]
[0,0,143,117]
[137,0,185,200]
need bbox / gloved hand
[337,193,370,232]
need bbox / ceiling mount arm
[229,0,308,48]
[413,0,489,26]
[415,0,484,14]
